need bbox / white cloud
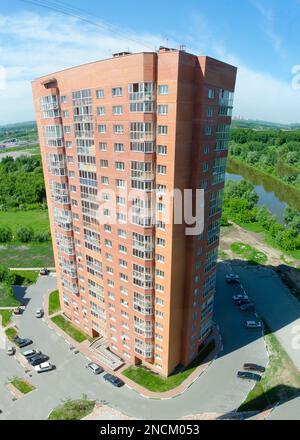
[0,10,298,125]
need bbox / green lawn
[0,209,50,234]
[123,340,216,392]
[0,243,54,268]
[230,242,268,265]
[11,270,39,286]
[48,398,95,420]
[0,310,13,327]
[5,327,18,342]
[48,290,61,316]
[10,377,36,395]
[0,283,20,307]
[51,315,89,343]
[239,329,300,412]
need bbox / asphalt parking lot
[0,265,268,420]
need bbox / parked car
[243,363,266,373]
[35,362,55,373]
[13,336,33,348]
[240,303,255,311]
[22,349,41,359]
[35,308,44,318]
[29,354,49,366]
[7,346,16,356]
[237,371,261,382]
[13,307,23,315]
[39,268,49,276]
[103,373,124,388]
[245,321,262,329]
[86,362,104,375]
[236,299,251,306]
[226,274,240,284]
[233,294,248,301]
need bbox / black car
[13,336,33,348]
[243,363,266,373]
[29,354,49,366]
[236,299,250,306]
[40,268,49,276]
[237,371,261,382]
[103,373,124,388]
[240,303,255,311]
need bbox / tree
[0,226,13,243]
[16,226,34,243]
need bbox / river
[226,159,300,223]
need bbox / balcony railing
[75,130,94,139]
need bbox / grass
[48,397,95,420]
[5,327,18,342]
[123,339,216,393]
[9,377,36,394]
[11,270,39,286]
[0,310,13,327]
[230,242,268,265]
[0,283,20,307]
[48,290,60,316]
[0,242,54,268]
[51,315,88,343]
[238,330,300,412]
[0,209,50,234]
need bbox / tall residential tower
[32,48,237,377]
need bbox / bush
[0,265,16,285]
[0,226,13,243]
[16,226,34,243]
[33,231,51,243]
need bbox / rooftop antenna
[179,44,187,52]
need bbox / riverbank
[227,157,300,213]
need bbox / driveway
[0,264,268,420]
[233,264,300,371]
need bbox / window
[115,161,125,171]
[156,237,165,247]
[99,142,107,151]
[112,87,122,97]
[64,126,71,134]
[114,143,124,152]
[158,105,168,115]
[100,160,108,168]
[205,126,212,136]
[157,145,167,155]
[157,165,167,175]
[158,85,168,95]
[208,88,215,99]
[156,254,165,263]
[207,107,213,117]
[96,89,104,99]
[97,106,105,116]
[204,145,210,155]
[116,179,125,188]
[203,163,209,173]
[101,176,109,184]
[65,141,72,148]
[113,125,124,134]
[158,125,168,135]
[62,110,69,118]
[60,95,67,103]
[98,125,106,133]
[113,105,123,115]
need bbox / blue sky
[0,0,300,124]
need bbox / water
[226,159,300,223]
[226,172,287,223]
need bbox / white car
[245,321,262,329]
[35,362,55,373]
[7,346,16,356]
[226,273,240,284]
[35,308,44,318]
[233,294,248,301]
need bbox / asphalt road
[0,263,268,420]
[234,264,300,371]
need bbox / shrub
[16,226,34,243]
[0,226,13,243]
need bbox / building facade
[32,48,237,377]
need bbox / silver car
[35,308,44,318]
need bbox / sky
[0,0,300,124]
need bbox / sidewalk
[43,291,222,400]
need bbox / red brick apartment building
[32,48,237,377]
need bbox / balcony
[73,114,93,123]
[130,131,154,141]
